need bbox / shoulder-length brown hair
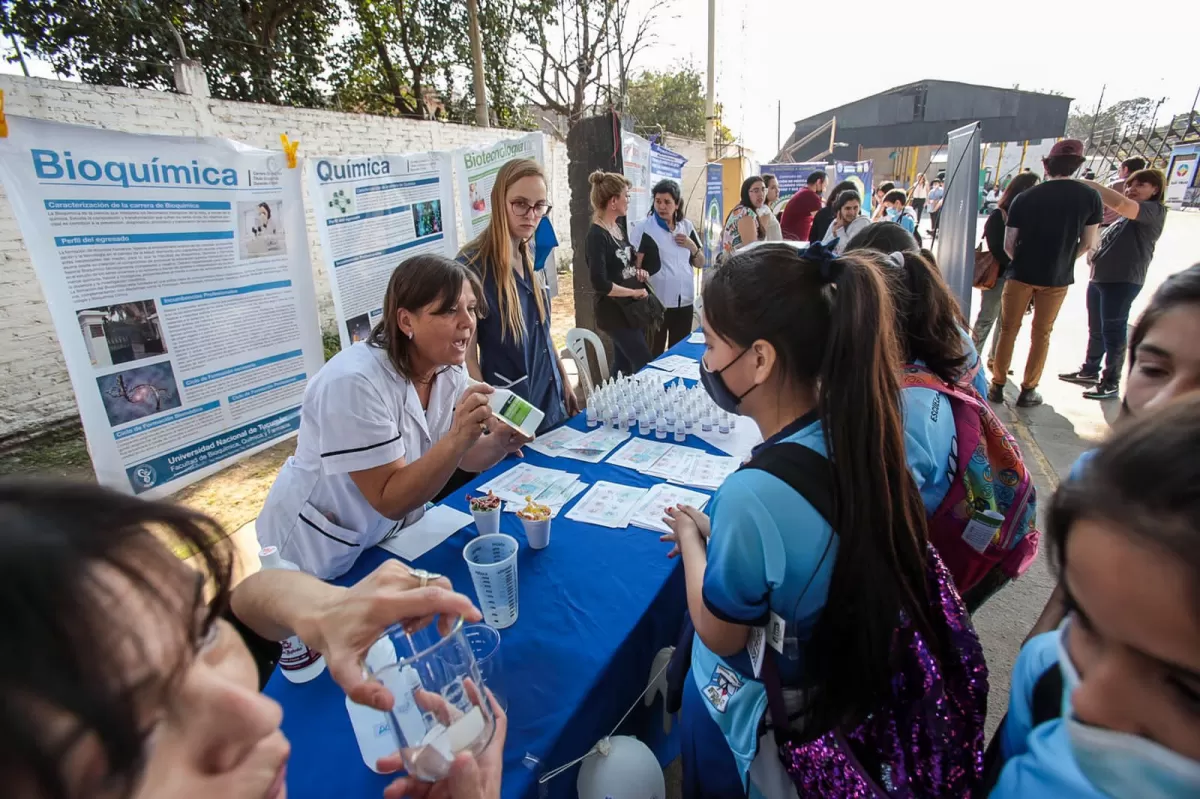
[368,254,487,379]
[1127,168,1166,205]
[460,158,547,343]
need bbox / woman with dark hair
[990,395,1200,798]
[819,189,869,253]
[1021,264,1200,643]
[808,179,856,243]
[661,244,982,796]
[974,172,1041,373]
[911,174,929,223]
[0,479,503,799]
[459,158,576,432]
[1059,169,1170,400]
[632,179,704,355]
[718,176,769,261]
[258,254,528,579]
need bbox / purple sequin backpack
[747,442,989,797]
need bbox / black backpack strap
[743,442,837,525]
[981,663,1064,790]
[743,442,838,747]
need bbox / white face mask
[1058,619,1200,799]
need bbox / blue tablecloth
[266,340,716,798]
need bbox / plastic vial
[586,396,599,427]
[674,424,686,442]
[655,414,668,440]
[258,547,326,684]
[638,416,651,436]
[719,415,731,435]
[701,413,713,433]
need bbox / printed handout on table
[671,453,741,490]
[649,354,698,374]
[565,481,649,528]
[605,438,677,471]
[503,480,586,518]
[526,425,586,458]
[559,427,630,463]
[628,484,712,534]
[477,463,576,504]
[377,504,472,560]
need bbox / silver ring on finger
[408,567,440,588]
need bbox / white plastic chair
[565,327,609,399]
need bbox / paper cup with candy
[467,491,502,537]
[516,497,552,550]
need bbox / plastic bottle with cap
[345,637,430,773]
[257,547,326,684]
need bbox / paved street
[951,209,1199,735]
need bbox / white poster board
[622,132,652,221]
[453,132,546,240]
[309,152,457,349]
[0,116,324,497]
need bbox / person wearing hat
[988,139,1103,407]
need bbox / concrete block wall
[0,75,571,442]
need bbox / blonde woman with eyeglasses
[459,159,578,431]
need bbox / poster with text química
[308,151,457,350]
[0,116,324,497]
[453,132,546,241]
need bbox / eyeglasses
[509,200,553,218]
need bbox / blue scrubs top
[459,248,567,433]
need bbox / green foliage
[627,65,735,143]
[322,329,342,363]
[2,0,339,107]
[1066,97,1158,141]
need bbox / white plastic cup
[463,534,520,629]
[521,516,551,550]
[471,506,501,537]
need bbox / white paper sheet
[477,463,575,503]
[687,331,705,344]
[564,481,649,528]
[605,438,676,471]
[377,505,472,560]
[628,484,712,534]
[559,428,630,463]
[649,354,698,373]
[694,416,763,459]
[670,453,741,490]
[526,425,587,458]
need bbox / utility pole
[467,0,489,128]
[9,34,29,77]
[704,0,716,162]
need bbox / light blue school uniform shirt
[991,630,1105,798]
[902,372,959,514]
[690,411,837,785]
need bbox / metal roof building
[776,80,1072,163]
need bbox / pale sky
[6,0,1196,159]
[635,0,1199,156]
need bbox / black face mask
[700,347,757,413]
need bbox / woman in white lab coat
[257,255,528,579]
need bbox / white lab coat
[257,341,467,579]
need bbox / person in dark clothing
[989,139,1103,408]
[1059,169,1169,400]
[586,170,659,374]
[973,172,1040,373]
[807,179,855,244]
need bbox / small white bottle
[586,395,599,427]
[346,638,426,773]
[655,413,668,440]
[258,547,327,684]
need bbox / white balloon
[576,735,666,799]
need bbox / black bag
[615,282,665,332]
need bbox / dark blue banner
[762,161,828,211]
[833,160,875,215]
[703,163,723,266]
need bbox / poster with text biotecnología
[453,132,546,240]
[309,151,457,350]
[0,116,325,497]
